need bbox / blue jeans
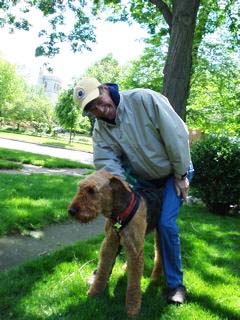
[158,163,194,288]
[128,162,194,289]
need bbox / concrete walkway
[0,218,105,272]
[0,137,94,165]
[0,138,104,273]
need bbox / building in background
[38,69,62,104]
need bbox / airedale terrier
[68,169,163,317]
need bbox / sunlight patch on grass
[7,197,51,208]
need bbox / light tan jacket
[93,89,191,180]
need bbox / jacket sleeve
[93,122,126,179]
[143,90,191,179]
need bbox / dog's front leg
[88,222,120,296]
[121,221,146,317]
[123,240,144,317]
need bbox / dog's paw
[87,286,103,297]
[127,305,140,318]
[126,297,141,317]
[150,267,164,283]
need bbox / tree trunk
[69,128,73,144]
[162,0,200,120]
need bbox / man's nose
[95,104,105,114]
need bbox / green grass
[0,205,239,320]
[0,159,23,170]
[0,173,81,236]
[0,131,93,152]
[0,148,94,169]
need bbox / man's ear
[109,176,132,193]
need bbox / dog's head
[68,170,132,223]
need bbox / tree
[2,0,239,120]
[82,53,123,84]
[187,43,240,135]
[0,57,25,120]
[120,46,165,91]
[5,82,54,132]
[24,85,53,133]
[92,0,239,119]
[55,87,91,142]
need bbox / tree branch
[149,0,172,27]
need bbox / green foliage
[0,0,96,57]
[0,57,25,117]
[93,0,239,63]
[82,53,123,84]
[187,42,240,135]
[121,46,164,91]
[0,57,54,132]
[191,134,240,215]
[6,84,54,133]
[55,87,91,140]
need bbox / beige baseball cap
[74,78,101,115]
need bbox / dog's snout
[68,207,78,217]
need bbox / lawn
[0,173,81,236]
[0,205,239,320]
[0,159,23,170]
[0,148,94,169]
[0,131,93,153]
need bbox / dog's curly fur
[68,170,163,317]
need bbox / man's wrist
[174,173,187,180]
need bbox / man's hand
[174,177,189,201]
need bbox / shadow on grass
[188,292,240,320]
[0,237,102,320]
[0,204,239,320]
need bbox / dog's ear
[86,185,97,194]
[79,181,98,194]
[109,176,132,212]
[109,176,132,193]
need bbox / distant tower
[38,69,62,104]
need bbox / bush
[191,134,240,215]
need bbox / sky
[0,13,148,88]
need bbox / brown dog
[68,169,163,317]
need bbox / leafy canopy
[0,0,96,57]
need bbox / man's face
[86,90,117,120]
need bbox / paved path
[0,218,105,272]
[0,137,93,165]
[0,137,102,273]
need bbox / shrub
[191,134,240,215]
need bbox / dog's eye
[87,187,96,195]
